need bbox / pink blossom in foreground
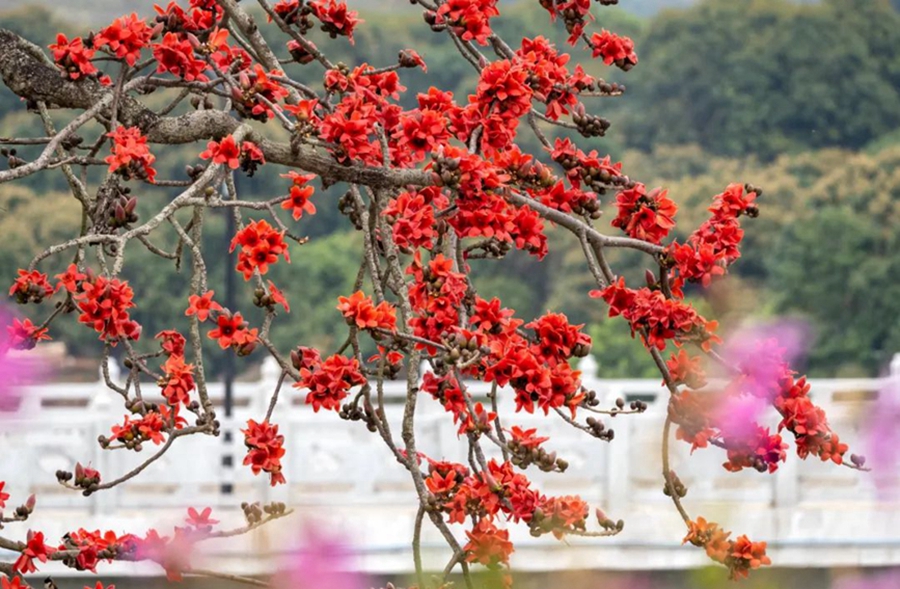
[273,522,368,589]
[721,319,809,399]
[834,569,900,589]
[714,320,809,442]
[716,394,768,441]
[0,306,47,413]
[865,371,900,496]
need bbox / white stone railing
[1,355,899,576]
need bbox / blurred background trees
[1,0,898,378]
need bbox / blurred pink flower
[0,305,46,413]
[134,528,196,582]
[866,370,900,495]
[834,569,900,589]
[716,395,768,440]
[714,320,810,440]
[273,521,368,589]
[720,319,809,400]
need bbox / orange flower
[464,519,513,566]
[336,291,396,331]
[728,535,771,580]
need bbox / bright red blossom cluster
[516,36,590,121]
[295,351,366,412]
[109,403,183,447]
[309,0,362,43]
[160,355,195,406]
[422,457,591,577]
[434,0,500,46]
[154,0,223,32]
[434,147,549,259]
[462,59,533,151]
[230,219,291,280]
[667,183,758,289]
[382,187,446,251]
[199,136,264,173]
[49,34,106,82]
[549,136,625,195]
[93,14,155,66]
[1,576,23,589]
[318,65,407,166]
[152,32,208,81]
[592,277,720,351]
[74,274,141,344]
[242,419,286,486]
[8,270,55,304]
[410,251,591,425]
[590,30,638,70]
[105,127,157,183]
[199,135,242,169]
[611,183,677,244]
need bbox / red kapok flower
[106,126,157,183]
[160,354,195,406]
[55,264,86,293]
[464,519,514,566]
[435,0,500,46]
[297,354,366,412]
[152,32,208,81]
[242,419,286,486]
[508,425,549,449]
[155,330,186,357]
[74,275,141,343]
[199,135,241,169]
[309,0,363,44]
[185,290,222,322]
[590,30,638,71]
[280,172,317,220]
[9,270,55,304]
[611,183,677,244]
[266,280,291,313]
[207,311,256,350]
[2,576,24,589]
[14,530,55,574]
[93,13,154,66]
[728,535,771,580]
[230,219,290,280]
[49,34,99,80]
[336,291,396,331]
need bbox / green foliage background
[1,0,899,378]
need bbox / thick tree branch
[0,28,430,189]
